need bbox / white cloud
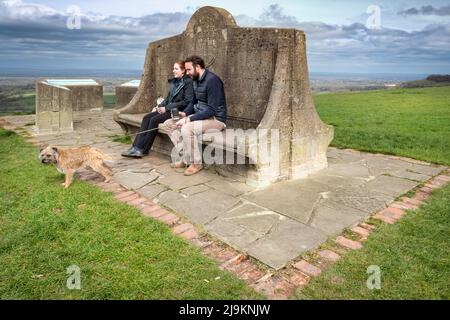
[1,1,449,73]
[398,4,450,16]
[1,0,58,18]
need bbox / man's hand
[176,117,189,128]
[179,112,186,119]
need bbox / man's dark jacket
[184,69,227,123]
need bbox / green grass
[111,134,132,144]
[314,86,450,166]
[103,93,116,109]
[0,92,36,115]
[296,184,450,300]
[0,129,261,299]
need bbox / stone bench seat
[115,112,247,156]
[115,113,147,128]
[113,6,333,187]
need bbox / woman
[122,60,194,158]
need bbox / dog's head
[38,144,59,165]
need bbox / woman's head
[173,60,185,79]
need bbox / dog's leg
[63,170,74,188]
[91,161,113,183]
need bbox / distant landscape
[0,69,448,115]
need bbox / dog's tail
[91,147,117,168]
[102,154,117,168]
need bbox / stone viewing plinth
[35,79,103,134]
[115,80,140,108]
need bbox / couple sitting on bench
[121,55,227,176]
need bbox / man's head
[184,55,205,81]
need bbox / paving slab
[137,184,168,199]
[242,179,333,224]
[328,185,395,214]
[364,154,412,176]
[309,172,367,189]
[158,189,240,224]
[205,219,262,249]
[390,170,432,182]
[221,203,282,234]
[142,153,171,166]
[114,170,159,190]
[308,201,365,236]
[204,203,285,251]
[205,177,255,197]
[152,163,178,175]
[365,174,419,197]
[158,172,212,190]
[408,163,445,176]
[158,190,185,205]
[246,218,327,270]
[323,159,371,179]
[180,184,211,196]
[327,148,364,164]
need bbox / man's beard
[190,69,199,81]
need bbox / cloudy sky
[1,0,450,74]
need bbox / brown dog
[39,145,113,188]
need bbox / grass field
[103,93,116,108]
[0,91,36,115]
[314,86,450,166]
[0,129,261,299]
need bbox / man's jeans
[161,117,225,164]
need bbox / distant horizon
[0,67,432,82]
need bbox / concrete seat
[118,112,237,152]
[115,113,147,128]
[114,6,333,187]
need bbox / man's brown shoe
[184,164,203,176]
[170,161,186,169]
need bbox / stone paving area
[1,109,446,273]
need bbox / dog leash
[128,115,182,137]
[128,127,160,137]
[128,118,225,137]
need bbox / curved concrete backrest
[115,6,333,185]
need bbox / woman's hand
[179,112,186,118]
[157,106,166,113]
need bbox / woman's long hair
[175,60,186,76]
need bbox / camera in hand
[171,108,180,121]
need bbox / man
[161,55,227,176]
